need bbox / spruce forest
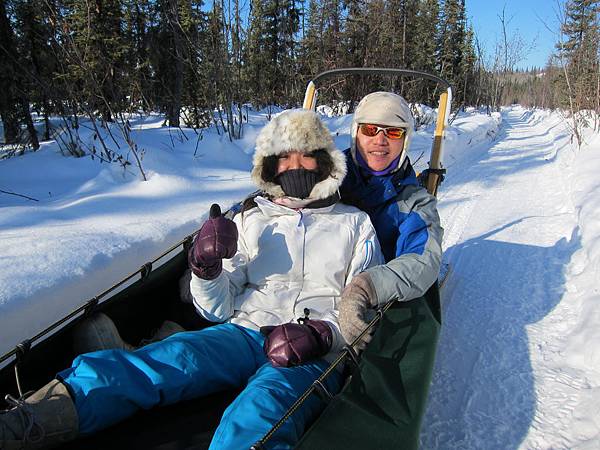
[0,0,599,153]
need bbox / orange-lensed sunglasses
[359,124,406,140]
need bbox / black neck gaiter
[274,169,320,199]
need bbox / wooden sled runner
[0,68,452,449]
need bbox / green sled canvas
[296,284,441,450]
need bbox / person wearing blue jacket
[337,91,443,348]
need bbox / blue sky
[464,0,564,69]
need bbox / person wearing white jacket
[0,109,383,450]
[190,194,380,359]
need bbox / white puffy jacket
[190,196,384,354]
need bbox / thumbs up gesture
[188,204,238,280]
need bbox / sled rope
[250,299,396,449]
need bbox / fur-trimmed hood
[251,109,347,200]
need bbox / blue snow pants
[58,323,342,449]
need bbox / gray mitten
[338,272,379,349]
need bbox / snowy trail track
[421,109,589,449]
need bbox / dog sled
[0,68,452,449]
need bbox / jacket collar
[341,148,418,207]
[254,196,338,217]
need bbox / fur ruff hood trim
[251,109,347,200]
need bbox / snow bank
[0,116,258,360]
[558,128,600,442]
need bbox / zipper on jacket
[293,209,306,319]
[297,210,304,227]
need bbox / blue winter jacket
[339,149,443,304]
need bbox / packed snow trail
[420,108,593,449]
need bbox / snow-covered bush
[412,104,437,129]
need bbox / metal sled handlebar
[302,68,451,110]
[251,299,397,449]
[302,67,453,197]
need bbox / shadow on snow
[420,220,580,449]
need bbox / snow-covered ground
[421,107,600,449]
[1,105,599,448]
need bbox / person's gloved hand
[338,272,379,349]
[262,320,333,367]
[188,204,238,280]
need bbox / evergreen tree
[390,0,422,96]
[341,0,368,68]
[437,0,467,105]
[0,0,38,148]
[179,1,211,128]
[205,0,241,135]
[60,0,129,122]
[413,0,441,104]
[15,0,59,140]
[302,0,343,73]
[460,23,478,105]
[278,0,302,104]
[122,0,154,112]
[244,0,269,107]
[384,0,419,71]
[245,0,301,108]
[336,0,368,108]
[556,0,599,112]
[299,0,323,78]
[155,0,185,127]
[361,0,385,67]
[414,0,439,73]
[219,0,246,138]
[1,0,518,150]
[560,0,599,56]
[0,0,22,144]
